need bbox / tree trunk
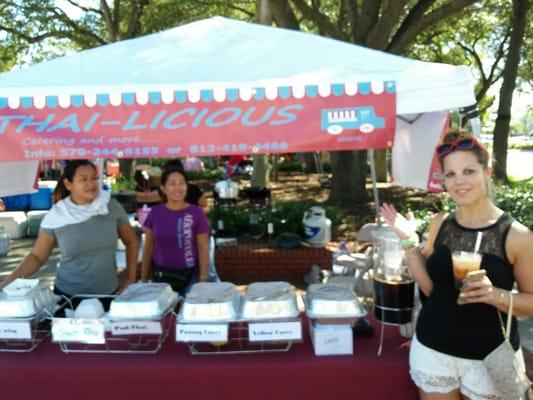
[328,151,368,207]
[250,0,273,188]
[374,149,388,182]
[119,159,133,180]
[252,156,270,188]
[492,0,530,181]
[272,154,279,181]
[303,152,318,173]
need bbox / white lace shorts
[409,335,526,400]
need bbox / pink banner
[0,82,396,161]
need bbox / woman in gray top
[0,160,138,299]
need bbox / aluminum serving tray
[0,296,62,353]
[303,293,367,325]
[175,297,303,356]
[52,295,178,354]
[176,293,241,324]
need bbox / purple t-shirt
[144,204,209,270]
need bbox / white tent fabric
[392,112,448,190]
[0,161,38,197]
[0,16,475,115]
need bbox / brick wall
[215,244,332,284]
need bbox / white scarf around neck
[41,190,111,229]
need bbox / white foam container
[0,226,10,255]
[27,210,48,237]
[0,211,28,239]
[309,320,353,356]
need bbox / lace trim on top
[435,212,513,264]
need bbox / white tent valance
[0,16,475,115]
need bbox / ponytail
[52,178,70,203]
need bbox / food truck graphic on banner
[0,81,396,161]
[320,106,385,135]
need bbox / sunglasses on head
[436,136,478,158]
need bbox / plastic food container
[241,282,298,320]
[0,226,9,256]
[0,211,28,239]
[108,283,177,320]
[0,281,58,318]
[26,210,48,237]
[180,282,240,322]
[306,284,363,318]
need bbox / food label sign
[111,321,162,336]
[248,321,302,342]
[52,318,105,344]
[0,321,32,339]
[175,323,228,342]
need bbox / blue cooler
[2,194,30,211]
[29,181,57,210]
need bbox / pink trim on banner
[0,85,396,161]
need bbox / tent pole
[97,158,104,190]
[367,149,381,225]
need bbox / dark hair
[162,159,184,171]
[53,160,97,203]
[158,167,188,203]
[185,184,203,206]
[437,128,490,169]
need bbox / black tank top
[416,212,519,360]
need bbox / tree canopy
[0,0,530,193]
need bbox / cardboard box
[309,320,354,356]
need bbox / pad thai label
[111,321,162,336]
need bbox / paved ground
[1,237,532,379]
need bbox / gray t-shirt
[40,199,130,296]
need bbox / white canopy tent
[0,16,476,197]
[0,16,474,114]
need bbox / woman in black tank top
[380,129,533,400]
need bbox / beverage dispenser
[371,227,415,325]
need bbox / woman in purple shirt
[141,167,209,294]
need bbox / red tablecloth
[0,318,417,400]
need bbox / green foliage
[405,179,533,234]
[271,201,338,237]
[209,200,344,239]
[133,159,223,180]
[494,180,533,229]
[111,176,137,191]
[508,143,533,150]
[186,168,223,180]
[0,0,254,70]
[406,195,456,235]
[277,162,303,172]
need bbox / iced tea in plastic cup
[452,251,482,289]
